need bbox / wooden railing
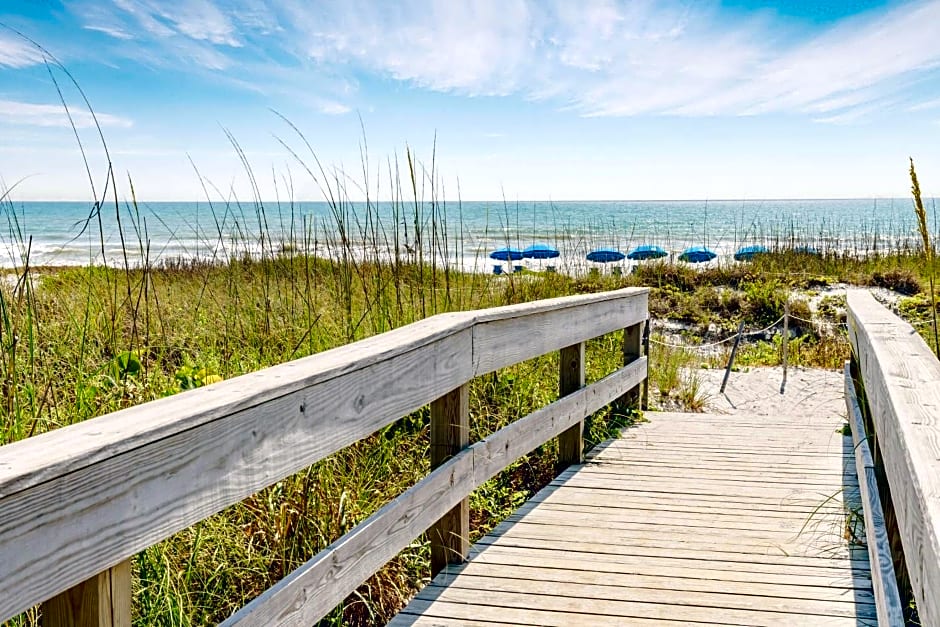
[846,289,940,626]
[0,287,649,626]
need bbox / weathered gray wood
[397,387,875,625]
[392,597,870,627]
[781,300,790,393]
[402,585,875,626]
[525,501,850,534]
[471,358,646,486]
[557,342,586,466]
[42,560,131,627]
[466,545,873,589]
[471,288,648,375]
[619,321,643,408]
[429,384,470,575]
[641,320,650,410]
[224,359,647,626]
[720,320,745,394]
[433,568,874,617]
[844,361,905,626]
[224,451,474,627]
[0,312,474,497]
[0,288,650,621]
[847,289,940,626]
[0,326,473,621]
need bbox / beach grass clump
[909,158,939,357]
[1,74,930,623]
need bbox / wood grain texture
[429,384,470,575]
[223,359,647,626]
[847,289,940,626]
[619,321,643,409]
[844,360,905,626]
[557,342,586,467]
[471,288,648,375]
[397,407,876,624]
[471,358,646,486]
[0,327,472,621]
[0,288,649,621]
[42,560,131,627]
[223,452,474,627]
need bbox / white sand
[695,366,845,421]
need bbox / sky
[1,0,939,202]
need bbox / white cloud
[57,0,940,121]
[909,97,940,112]
[315,100,351,115]
[0,34,46,68]
[83,24,134,40]
[0,100,133,129]
[111,0,241,46]
[272,0,940,120]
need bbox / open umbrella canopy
[586,247,625,263]
[489,247,524,261]
[522,243,560,259]
[679,246,717,263]
[627,244,667,260]
[734,245,769,262]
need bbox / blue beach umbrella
[489,247,524,261]
[734,245,769,262]
[522,243,560,260]
[627,244,667,261]
[586,247,626,263]
[679,246,717,263]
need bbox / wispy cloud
[0,100,133,129]
[56,0,940,121]
[0,33,46,68]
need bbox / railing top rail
[846,289,940,625]
[0,286,648,622]
[0,287,647,498]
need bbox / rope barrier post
[720,321,745,394]
[780,300,789,394]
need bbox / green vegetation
[910,158,940,356]
[1,96,936,622]
[3,239,935,625]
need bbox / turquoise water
[0,199,933,270]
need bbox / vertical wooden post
[429,383,470,576]
[621,322,644,409]
[780,301,790,394]
[42,560,132,627]
[558,342,586,467]
[641,321,650,411]
[720,321,745,394]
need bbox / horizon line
[8,196,926,204]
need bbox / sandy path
[695,365,845,422]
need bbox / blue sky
[1,0,939,201]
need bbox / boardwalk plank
[395,409,875,624]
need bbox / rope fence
[648,315,785,351]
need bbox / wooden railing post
[620,321,644,409]
[429,383,470,576]
[558,342,586,466]
[42,560,132,627]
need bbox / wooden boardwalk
[392,375,876,625]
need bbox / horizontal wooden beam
[846,289,940,626]
[472,290,647,375]
[222,358,646,626]
[844,361,904,626]
[0,288,648,622]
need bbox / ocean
[0,199,933,271]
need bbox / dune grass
[1,70,936,621]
